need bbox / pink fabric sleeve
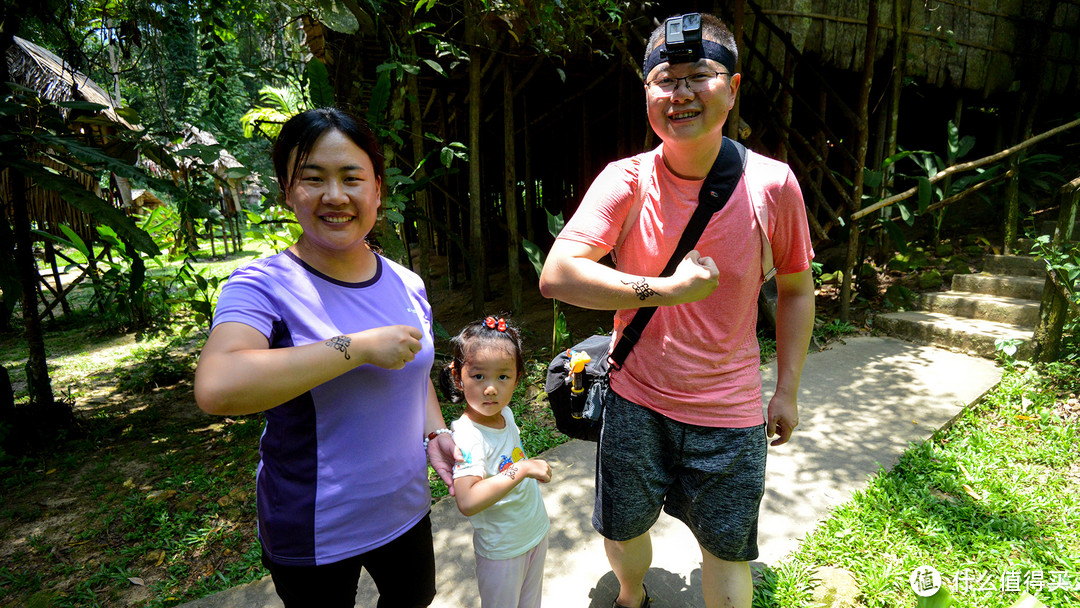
[769,166,815,275]
[556,157,639,251]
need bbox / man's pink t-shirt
[557,145,814,428]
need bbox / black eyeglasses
[646,71,730,95]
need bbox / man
[538,13,815,608]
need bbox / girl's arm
[194,321,424,416]
[453,459,552,517]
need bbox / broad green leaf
[521,238,546,279]
[55,100,108,112]
[305,58,335,108]
[0,100,24,115]
[898,202,913,225]
[882,149,927,169]
[115,107,141,124]
[422,59,447,77]
[546,211,565,239]
[59,225,91,257]
[863,168,883,190]
[31,229,80,255]
[917,177,932,214]
[305,0,360,34]
[224,166,250,180]
[883,220,908,255]
[947,120,960,158]
[367,70,392,125]
[957,135,975,159]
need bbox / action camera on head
[661,13,703,64]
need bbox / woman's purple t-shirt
[212,250,435,566]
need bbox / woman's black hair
[271,107,386,196]
[437,316,526,405]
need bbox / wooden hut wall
[2,157,108,246]
[751,0,1079,98]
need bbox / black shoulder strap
[609,137,748,369]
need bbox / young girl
[438,316,552,608]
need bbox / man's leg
[700,546,752,608]
[606,532,652,608]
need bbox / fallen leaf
[128,577,145,586]
[962,484,982,501]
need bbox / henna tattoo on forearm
[621,278,659,301]
[326,335,351,360]
[501,464,519,480]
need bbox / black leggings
[261,513,437,608]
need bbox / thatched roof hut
[3,36,137,245]
[166,124,247,216]
[7,36,139,131]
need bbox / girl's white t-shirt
[452,407,550,560]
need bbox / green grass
[751,362,1080,608]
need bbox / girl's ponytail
[437,361,464,404]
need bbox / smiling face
[284,129,382,272]
[458,346,520,428]
[645,57,740,150]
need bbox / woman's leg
[262,548,364,608]
[362,513,437,608]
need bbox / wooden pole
[840,0,878,323]
[1031,177,1080,361]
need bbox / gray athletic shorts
[592,389,767,562]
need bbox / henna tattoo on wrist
[501,464,519,480]
[621,278,659,301]
[326,335,352,360]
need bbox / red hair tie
[484,316,507,332]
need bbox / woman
[194,108,456,608]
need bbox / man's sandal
[612,584,650,608]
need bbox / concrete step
[919,291,1041,326]
[875,311,1033,360]
[951,273,1046,300]
[982,254,1044,277]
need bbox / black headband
[643,39,737,79]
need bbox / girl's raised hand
[526,459,552,483]
[355,325,423,369]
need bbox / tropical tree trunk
[1031,178,1079,362]
[1,21,56,412]
[10,171,55,408]
[466,10,485,316]
[840,0,878,323]
[405,15,433,291]
[503,59,523,315]
[522,96,536,246]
